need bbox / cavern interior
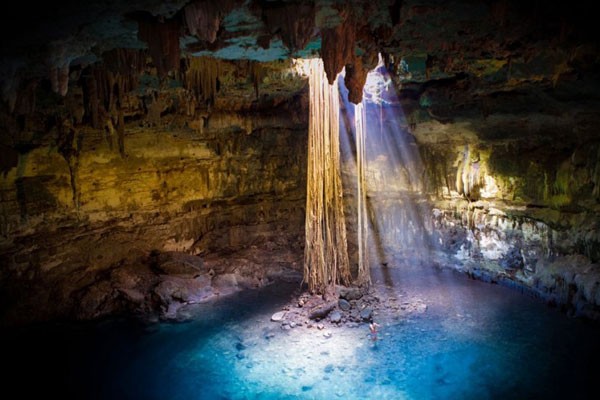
[1,0,600,398]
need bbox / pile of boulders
[270,284,427,333]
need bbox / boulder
[212,273,239,296]
[339,287,363,301]
[271,311,286,322]
[153,274,213,305]
[329,310,342,323]
[308,301,336,320]
[359,307,373,321]
[338,298,351,311]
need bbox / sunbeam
[339,55,437,288]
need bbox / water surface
[2,266,598,399]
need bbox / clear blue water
[2,266,599,399]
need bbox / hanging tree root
[303,58,351,294]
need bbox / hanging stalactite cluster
[137,16,181,79]
[84,49,147,156]
[320,10,376,104]
[250,61,263,99]
[304,58,351,295]
[56,118,81,210]
[321,11,356,86]
[184,56,222,107]
[184,0,239,43]
[47,41,71,97]
[259,1,316,53]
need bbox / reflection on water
[2,267,599,399]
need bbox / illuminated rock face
[414,109,600,318]
[344,100,600,319]
[0,98,308,324]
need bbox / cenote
[3,265,600,399]
[2,1,600,399]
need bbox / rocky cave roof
[1,0,598,105]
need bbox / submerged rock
[271,311,286,322]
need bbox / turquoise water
[2,267,599,399]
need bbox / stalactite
[49,64,70,96]
[103,49,146,87]
[354,102,370,286]
[57,118,81,211]
[389,0,403,25]
[456,145,482,200]
[344,55,369,104]
[84,73,100,129]
[138,16,180,78]
[490,0,509,27]
[321,13,356,85]
[250,61,263,99]
[47,40,71,96]
[184,0,238,43]
[1,64,20,113]
[260,2,316,53]
[304,58,350,295]
[110,73,127,157]
[593,147,600,201]
[13,80,37,116]
[185,56,221,106]
[90,68,108,117]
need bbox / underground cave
[1,0,600,399]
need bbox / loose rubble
[269,282,428,334]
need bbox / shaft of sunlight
[340,54,436,287]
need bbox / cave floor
[2,264,599,399]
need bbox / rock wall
[0,104,308,324]
[350,99,600,319]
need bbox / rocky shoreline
[2,237,599,328]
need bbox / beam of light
[339,54,437,287]
[355,100,370,285]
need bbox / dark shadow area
[0,280,300,399]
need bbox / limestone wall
[337,96,600,318]
[0,109,307,324]
[413,110,600,318]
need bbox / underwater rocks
[271,311,286,322]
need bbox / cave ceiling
[0,0,598,127]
